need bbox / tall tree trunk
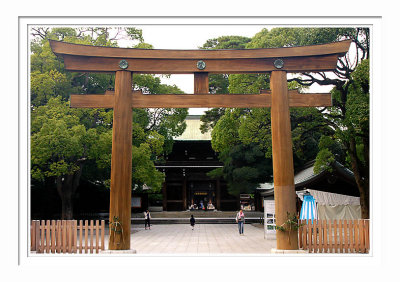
[348,137,369,219]
[61,192,74,220]
[55,161,84,220]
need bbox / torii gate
[50,39,350,251]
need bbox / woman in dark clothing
[190,215,195,230]
[144,210,151,230]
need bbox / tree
[30,27,188,219]
[31,97,92,219]
[199,35,251,133]
[283,28,370,218]
[204,28,370,219]
[212,143,273,196]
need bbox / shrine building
[155,115,239,211]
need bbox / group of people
[143,209,246,235]
[189,200,215,211]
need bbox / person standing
[144,210,151,230]
[190,214,196,230]
[235,209,245,235]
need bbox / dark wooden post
[109,71,133,250]
[216,179,221,210]
[162,181,167,211]
[270,71,298,250]
[182,175,187,210]
[194,73,209,94]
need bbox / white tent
[297,189,361,220]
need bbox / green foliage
[216,143,273,197]
[314,148,335,174]
[211,109,242,153]
[275,212,303,232]
[125,27,144,43]
[200,35,251,50]
[237,108,272,158]
[228,73,268,94]
[346,59,370,137]
[30,97,89,181]
[30,27,189,217]
[132,143,165,192]
[247,27,352,49]
[205,27,368,198]
[199,35,252,133]
[200,108,226,134]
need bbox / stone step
[131,217,264,224]
[131,211,264,219]
[77,211,264,224]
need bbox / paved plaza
[105,224,277,255]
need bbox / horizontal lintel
[62,55,339,74]
[70,90,331,109]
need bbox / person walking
[190,214,195,230]
[235,209,245,235]
[144,210,151,230]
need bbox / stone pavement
[105,224,277,255]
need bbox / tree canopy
[30,27,188,219]
[201,28,370,218]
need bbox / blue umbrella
[300,194,317,223]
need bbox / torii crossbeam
[50,39,350,251]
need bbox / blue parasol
[300,194,317,223]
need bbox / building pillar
[162,181,167,211]
[216,179,221,210]
[182,174,187,210]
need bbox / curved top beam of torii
[49,39,351,74]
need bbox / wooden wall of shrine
[156,140,239,211]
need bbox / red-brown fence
[298,219,370,253]
[31,220,105,254]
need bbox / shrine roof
[258,160,355,196]
[174,115,211,141]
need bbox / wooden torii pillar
[50,39,350,250]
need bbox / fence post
[365,220,370,253]
[354,220,360,252]
[73,220,77,253]
[317,220,322,253]
[101,220,105,251]
[79,220,83,253]
[298,219,303,249]
[359,219,365,253]
[307,220,312,253]
[95,220,100,253]
[51,220,56,253]
[84,220,89,254]
[90,220,94,253]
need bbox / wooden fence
[31,220,105,254]
[298,219,370,253]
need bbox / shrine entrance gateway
[50,39,351,251]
